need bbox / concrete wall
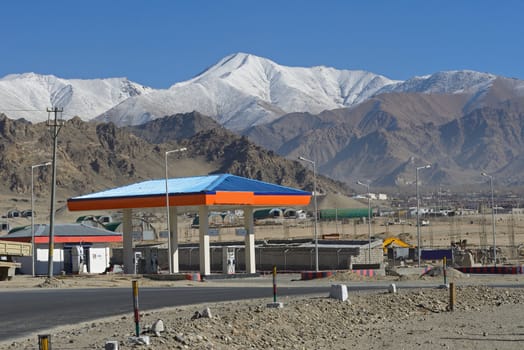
[350,245,383,266]
[114,244,384,273]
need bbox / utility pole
[47,107,64,278]
[416,164,431,267]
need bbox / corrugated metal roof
[70,174,309,200]
[6,223,121,238]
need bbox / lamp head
[481,172,488,177]
[166,147,187,155]
[298,156,305,161]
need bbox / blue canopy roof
[67,174,311,211]
[71,174,309,200]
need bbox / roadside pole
[443,257,447,285]
[132,280,140,337]
[38,334,51,350]
[267,265,283,308]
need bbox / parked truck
[0,240,31,281]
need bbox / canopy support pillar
[244,207,256,273]
[199,206,210,275]
[169,206,179,273]
[122,208,133,274]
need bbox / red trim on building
[35,236,122,244]
[2,236,121,244]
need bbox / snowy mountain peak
[215,52,270,70]
[2,54,523,130]
[95,54,523,129]
[146,52,399,129]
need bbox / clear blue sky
[2,0,523,88]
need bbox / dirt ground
[2,197,524,349]
[1,272,524,349]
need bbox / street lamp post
[298,156,319,271]
[357,181,372,263]
[31,162,51,277]
[416,164,431,267]
[481,172,496,266]
[165,147,187,274]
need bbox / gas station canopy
[66,174,312,276]
[67,174,311,211]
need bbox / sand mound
[37,277,66,288]
[420,266,467,279]
[327,271,370,281]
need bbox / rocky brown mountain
[243,90,524,189]
[0,113,348,201]
[128,112,347,194]
[125,111,222,144]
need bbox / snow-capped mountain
[2,54,524,131]
[95,53,400,129]
[0,73,152,122]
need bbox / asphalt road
[0,285,329,341]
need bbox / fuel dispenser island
[71,245,86,274]
[222,247,236,274]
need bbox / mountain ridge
[0,113,348,202]
[243,92,524,187]
[4,53,522,131]
[0,73,152,122]
[2,54,524,189]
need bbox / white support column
[122,208,133,274]
[199,206,210,276]
[244,207,256,274]
[169,206,179,273]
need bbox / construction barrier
[351,269,376,277]
[456,265,524,274]
[300,271,334,280]
[186,272,201,281]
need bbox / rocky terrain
[244,93,524,188]
[3,54,524,190]
[1,275,524,349]
[0,113,348,201]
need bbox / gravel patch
[2,285,524,349]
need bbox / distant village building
[354,193,387,201]
[377,193,388,200]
